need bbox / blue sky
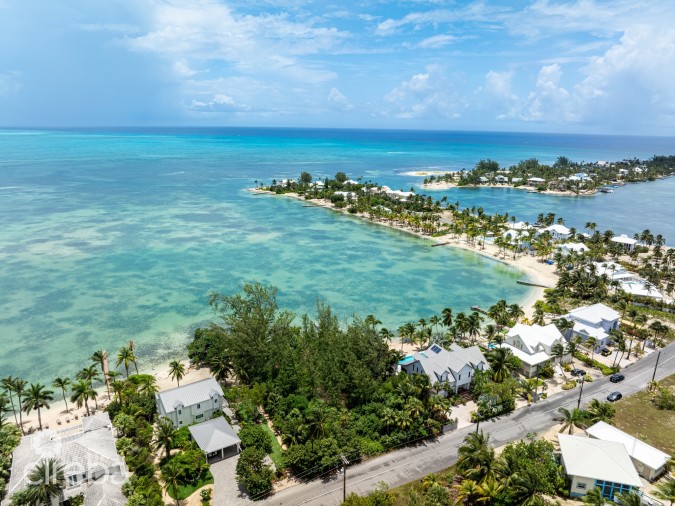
[1,0,674,134]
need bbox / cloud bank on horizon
[1,0,674,135]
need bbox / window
[458,374,462,380]
[196,414,204,420]
[178,410,182,415]
[197,403,201,409]
[214,398,218,404]
[576,483,587,490]
[179,420,183,425]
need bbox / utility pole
[577,375,585,410]
[651,350,661,382]
[341,454,350,502]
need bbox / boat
[599,187,614,193]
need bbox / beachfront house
[586,421,671,481]
[611,234,638,252]
[398,344,489,394]
[498,323,567,377]
[188,417,241,463]
[558,434,643,499]
[537,224,571,241]
[478,176,489,184]
[156,378,225,428]
[5,413,127,505]
[564,303,620,347]
[495,175,509,183]
[592,261,637,283]
[527,176,546,186]
[557,243,589,256]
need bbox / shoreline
[420,181,598,197]
[250,188,555,318]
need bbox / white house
[618,280,665,300]
[586,422,671,481]
[558,243,589,256]
[499,323,567,377]
[5,413,127,505]
[537,224,571,241]
[565,303,621,347]
[398,344,489,393]
[592,261,637,283]
[527,177,546,185]
[495,175,509,183]
[511,177,523,183]
[156,378,226,428]
[611,234,638,252]
[558,434,643,499]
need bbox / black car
[607,391,623,402]
[610,373,625,383]
[600,348,612,356]
[571,368,586,377]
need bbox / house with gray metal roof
[189,416,241,463]
[156,377,225,428]
[398,344,488,393]
[3,413,126,506]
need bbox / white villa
[611,234,638,252]
[498,323,567,377]
[527,177,546,185]
[586,422,671,481]
[559,434,643,499]
[537,224,571,241]
[564,303,621,347]
[592,261,637,283]
[189,417,241,463]
[592,262,666,300]
[398,344,489,394]
[558,243,589,256]
[4,413,127,506]
[156,378,226,428]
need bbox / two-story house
[498,323,567,377]
[565,303,620,348]
[156,378,225,428]
[398,343,489,394]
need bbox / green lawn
[389,465,457,505]
[613,373,675,456]
[262,423,285,471]
[167,470,214,501]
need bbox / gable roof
[586,422,671,471]
[405,344,488,384]
[612,234,638,245]
[540,224,571,235]
[188,417,240,454]
[84,480,128,506]
[558,434,642,487]
[567,303,620,325]
[156,378,224,414]
[506,323,563,354]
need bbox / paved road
[262,343,675,506]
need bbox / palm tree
[587,399,616,424]
[487,348,516,383]
[582,487,606,506]
[509,468,546,505]
[24,458,65,505]
[442,307,453,328]
[454,479,482,505]
[22,383,54,431]
[210,355,232,383]
[551,343,566,379]
[70,379,95,416]
[116,345,138,378]
[586,337,598,361]
[429,315,442,340]
[12,378,27,435]
[653,478,675,506]
[557,407,588,434]
[457,431,496,483]
[91,349,111,398]
[508,304,525,324]
[1,375,19,427]
[162,459,183,506]
[52,377,71,414]
[615,491,642,506]
[168,360,186,387]
[0,393,10,428]
[476,477,504,505]
[154,416,176,460]
[77,364,101,410]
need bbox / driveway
[211,408,253,506]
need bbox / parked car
[571,368,586,377]
[610,373,625,383]
[600,347,612,356]
[607,391,623,402]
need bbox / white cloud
[0,71,21,95]
[415,34,458,49]
[382,66,467,120]
[327,87,353,111]
[173,60,199,77]
[190,93,250,112]
[77,23,140,34]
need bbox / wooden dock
[431,242,451,247]
[516,279,552,288]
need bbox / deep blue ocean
[1,127,674,384]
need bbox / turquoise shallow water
[0,128,673,384]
